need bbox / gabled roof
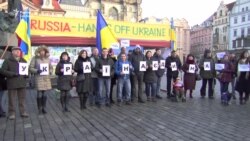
[226,1,235,11]
[59,0,83,6]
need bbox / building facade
[212,1,235,52]
[190,16,213,59]
[229,0,250,51]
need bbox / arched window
[108,7,118,20]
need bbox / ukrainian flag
[15,9,31,61]
[96,10,118,54]
[170,18,177,51]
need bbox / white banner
[139,61,146,71]
[171,62,177,71]
[0,59,4,68]
[63,64,72,75]
[120,39,130,48]
[204,62,211,71]
[19,63,28,75]
[215,63,225,71]
[216,52,226,59]
[160,60,165,69]
[238,64,250,72]
[102,65,110,76]
[122,64,129,74]
[152,61,158,71]
[83,62,91,73]
[188,64,196,73]
[40,63,49,75]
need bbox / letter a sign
[139,61,146,71]
[40,63,49,75]
[83,62,91,73]
[204,62,211,71]
[19,63,28,75]
[102,65,110,76]
[63,64,72,75]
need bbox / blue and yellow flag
[96,10,118,54]
[170,18,177,51]
[15,9,31,61]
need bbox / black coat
[165,56,182,77]
[153,54,165,77]
[143,58,157,83]
[0,73,7,91]
[95,56,114,78]
[55,60,73,91]
[74,57,92,93]
[129,51,146,76]
[0,55,28,89]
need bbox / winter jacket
[90,55,99,78]
[165,56,182,77]
[143,57,157,83]
[115,59,133,80]
[129,51,146,76]
[217,61,233,83]
[199,57,216,79]
[55,60,73,91]
[95,56,114,78]
[153,54,165,77]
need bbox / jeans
[98,78,111,104]
[0,90,5,114]
[145,82,157,97]
[156,76,162,96]
[131,74,144,101]
[229,77,236,94]
[117,78,131,101]
[200,78,214,97]
[220,82,229,94]
[89,78,99,105]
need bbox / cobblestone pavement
[0,77,250,141]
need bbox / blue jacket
[115,60,133,79]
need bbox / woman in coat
[182,54,198,99]
[55,52,73,112]
[29,45,53,114]
[235,50,249,105]
[74,50,92,110]
[144,51,157,102]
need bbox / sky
[141,0,236,26]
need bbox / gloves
[37,69,42,74]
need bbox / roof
[226,2,236,11]
[59,0,83,6]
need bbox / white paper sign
[120,39,130,48]
[238,64,250,72]
[83,62,91,73]
[0,59,4,68]
[19,63,28,75]
[40,63,49,75]
[139,61,146,71]
[215,63,225,71]
[102,65,110,76]
[171,62,177,71]
[122,64,129,74]
[63,64,72,75]
[152,61,158,71]
[188,64,196,73]
[216,52,226,59]
[111,43,120,49]
[160,60,165,69]
[204,62,211,71]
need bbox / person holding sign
[235,50,250,105]
[95,48,114,107]
[129,45,146,103]
[153,48,165,99]
[115,53,133,105]
[108,48,117,104]
[144,51,158,102]
[182,54,198,99]
[165,50,182,98]
[29,45,53,114]
[229,53,237,99]
[55,52,74,112]
[199,49,216,99]
[1,47,29,120]
[74,50,93,110]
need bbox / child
[173,77,185,102]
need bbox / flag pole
[0,33,16,59]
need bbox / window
[220,10,222,16]
[233,40,236,48]
[234,29,237,37]
[248,14,250,21]
[108,7,119,20]
[234,17,237,24]
[246,7,248,11]
[241,28,245,36]
[248,27,250,35]
[242,16,246,22]
[238,39,242,47]
[242,8,245,12]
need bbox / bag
[71,79,76,87]
[76,74,85,81]
[221,92,231,105]
[195,73,201,81]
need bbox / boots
[190,93,193,99]
[82,97,87,109]
[41,95,47,114]
[79,95,84,110]
[60,93,66,112]
[37,98,42,114]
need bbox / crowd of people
[0,45,249,120]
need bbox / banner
[30,15,171,41]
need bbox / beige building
[140,17,191,62]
